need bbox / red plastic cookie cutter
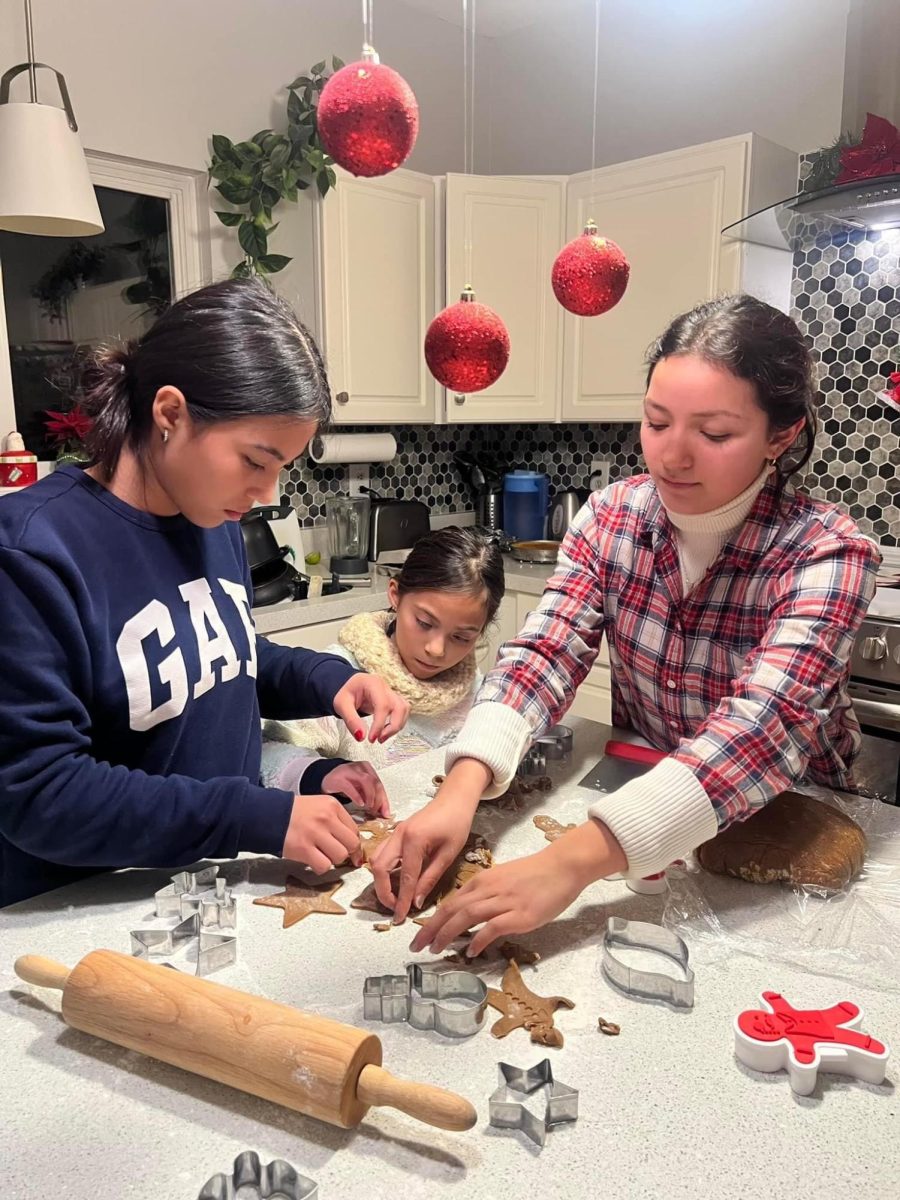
[734,991,890,1096]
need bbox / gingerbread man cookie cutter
[363,963,488,1038]
[734,991,890,1096]
[601,916,694,1009]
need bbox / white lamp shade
[0,101,104,236]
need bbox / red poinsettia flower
[835,113,900,184]
[44,405,94,446]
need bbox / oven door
[848,686,900,805]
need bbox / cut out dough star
[253,876,346,928]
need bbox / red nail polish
[355,729,364,742]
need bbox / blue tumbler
[503,471,550,541]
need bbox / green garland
[208,58,343,278]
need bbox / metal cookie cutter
[488,1059,578,1148]
[535,724,574,760]
[363,963,488,1038]
[131,867,237,977]
[602,916,694,1009]
[517,746,547,777]
[198,1151,317,1200]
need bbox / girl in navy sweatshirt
[0,279,408,905]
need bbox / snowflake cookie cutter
[734,991,890,1096]
[363,962,488,1038]
[198,1151,317,1200]
[488,1059,578,1148]
[601,916,694,1009]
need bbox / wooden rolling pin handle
[14,955,71,991]
[357,1064,476,1131]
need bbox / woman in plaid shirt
[371,294,880,955]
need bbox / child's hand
[282,794,363,874]
[333,674,411,743]
[322,761,391,818]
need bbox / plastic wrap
[662,790,900,993]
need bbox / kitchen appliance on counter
[548,488,588,541]
[367,495,430,562]
[454,451,505,532]
[503,471,549,542]
[326,494,371,577]
[847,586,900,805]
[240,504,349,607]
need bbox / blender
[325,495,371,577]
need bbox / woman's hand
[410,820,627,957]
[282,794,364,874]
[333,674,410,743]
[369,758,491,920]
[322,760,391,818]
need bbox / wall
[791,157,900,547]
[477,0,850,174]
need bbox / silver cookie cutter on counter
[516,746,547,777]
[534,724,574,760]
[488,1058,579,1148]
[601,916,694,1009]
[198,1151,317,1200]
[130,868,237,977]
[363,962,488,1038]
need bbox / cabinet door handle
[336,391,349,405]
[454,394,466,405]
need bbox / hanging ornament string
[318,0,419,177]
[423,0,509,394]
[550,0,630,317]
[462,0,476,286]
[362,0,374,53]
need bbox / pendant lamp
[0,0,103,236]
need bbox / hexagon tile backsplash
[283,154,898,549]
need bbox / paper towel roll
[309,432,397,464]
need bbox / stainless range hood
[722,172,900,253]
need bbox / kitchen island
[3,718,898,1198]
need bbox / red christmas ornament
[317,47,419,178]
[552,220,630,316]
[424,288,510,393]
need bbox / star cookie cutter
[130,868,237,977]
[363,962,488,1038]
[488,1058,578,1147]
[198,1151,317,1200]
[601,916,694,1009]
[734,991,890,1096]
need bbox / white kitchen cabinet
[444,174,564,424]
[513,593,611,723]
[264,618,343,652]
[560,133,798,422]
[315,167,440,424]
[476,594,517,673]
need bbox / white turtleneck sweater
[666,466,771,595]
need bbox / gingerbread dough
[253,877,346,928]
[485,958,574,1048]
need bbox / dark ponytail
[646,294,819,491]
[79,278,332,480]
[393,527,505,625]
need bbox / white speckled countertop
[4,717,899,1199]
[252,556,556,634]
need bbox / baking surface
[3,718,899,1198]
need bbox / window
[0,152,210,459]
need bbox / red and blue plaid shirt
[481,474,880,829]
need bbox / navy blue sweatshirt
[0,467,358,906]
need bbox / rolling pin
[14,949,476,1132]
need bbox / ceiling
[399,0,559,38]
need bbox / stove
[847,584,900,804]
